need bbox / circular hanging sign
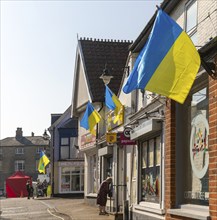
[123,127,133,138]
[190,114,209,179]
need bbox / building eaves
[59,118,78,129]
[129,0,180,53]
[49,105,72,130]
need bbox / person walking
[26,180,31,199]
[96,177,112,215]
[42,179,48,197]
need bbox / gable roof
[78,38,132,102]
[0,136,49,147]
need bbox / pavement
[0,197,117,220]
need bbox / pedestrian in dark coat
[96,177,112,215]
[26,180,31,199]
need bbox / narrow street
[0,197,64,220]
[0,197,115,220]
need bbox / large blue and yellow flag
[80,101,101,135]
[105,85,123,124]
[123,9,201,104]
[38,151,50,174]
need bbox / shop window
[184,87,209,205]
[177,80,209,206]
[15,148,24,154]
[61,166,84,192]
[185,0,198,44]
[15,160,25,171]
[106,156,113,177]
[141,136,161,203]
[89,155,98,193]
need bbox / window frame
[60,166,84,193]
[184,0,198,43]
[60,137,70,160]
[15,148,24,154]
[140,136,161,204]
[15,160,25,171]
[176,71,209,207]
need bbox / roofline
[48,105,72,130]
[129,0,180,53]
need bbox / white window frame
[15,148,24,154]
[15,160,25,171]
[59,166,84,193]
[36,147,43,154]
[36,160,39,171]
[60,137,70,159]
[185,0,198,44]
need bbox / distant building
[0,128,50,194]
[48,105,84,197]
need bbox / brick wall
[209,56,217,220]
[198,1,217,46]
[165,99,176,218]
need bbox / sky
[0,0,162,139]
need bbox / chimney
[16,128,23,138]
[31,132,34,137]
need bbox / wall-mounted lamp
[99,64,113,85]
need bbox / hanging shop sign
[80,133,96,150]
[119,128,136,145]
[106,133,117,144]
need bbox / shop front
[129,98,166,220]
[58,161,84,195]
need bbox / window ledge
[86,193,97,198]
[168,204,209,220]
[134,202,164,215]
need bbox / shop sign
[130,119,161,140]
[80,133,96,150]
[190,114,209,179]
[119,132,136,145]
[106,133,117,144]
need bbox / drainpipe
[51,127,55,197]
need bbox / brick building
[0,128,50,194]
[123,0,217,219]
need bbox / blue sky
[1,0,162,139]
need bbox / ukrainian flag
[105,85,123,124]
[123,9,201,104]
[38,151,50,174]
[80,101,101,135]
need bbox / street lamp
[99,64,113,85]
